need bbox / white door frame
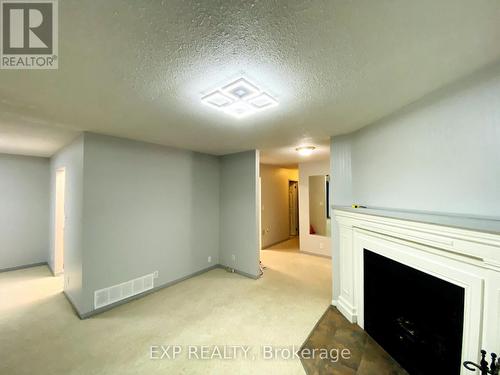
[54,167,66,275]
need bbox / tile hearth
[300,306,408,375]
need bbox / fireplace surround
[333,207,500,375]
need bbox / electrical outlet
[208,256,212,263]
[153,271,159,279]
[319,242,324,250]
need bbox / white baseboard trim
[337,296,357,324]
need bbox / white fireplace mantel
[333,207,500,371]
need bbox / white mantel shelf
[333,206,500,372]
[333,206,500,235]
[333,206,500,271]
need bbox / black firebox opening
[364,249,465,375]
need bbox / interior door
[289,181,299,236]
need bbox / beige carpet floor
[0,238,331,375]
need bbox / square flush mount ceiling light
[201,77,278,119]
[224,101,255,119]
[247,92,279,109]
[201,91,234,108]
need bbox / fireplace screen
[364,249,465,375]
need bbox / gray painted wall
[220,150,260,278]
[50,135,85,310]
[79,133,220,314]
[332,64,500,218]
[0,154,49,270]
[4,131,261,315]
[330,63,500,301]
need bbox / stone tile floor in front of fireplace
[300,306,409,375]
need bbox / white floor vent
[94,273,155,309]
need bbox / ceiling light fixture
[296,146,316,156]
[201,91,234,108]
[201,77,278,119]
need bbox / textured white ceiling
[1,0,500,157]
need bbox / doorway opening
[54,168,66,275]
[259,164,299,250]
[258,146,332,324]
